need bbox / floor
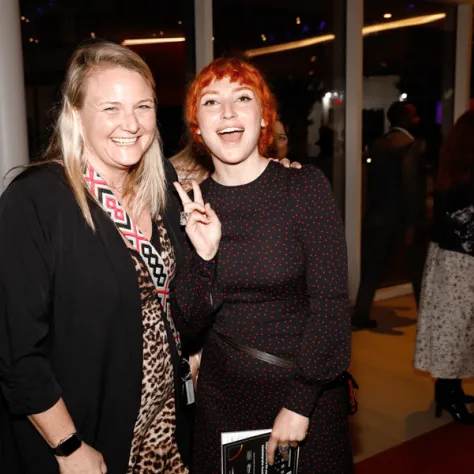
[350,294,474,463]
[355,422,474,473]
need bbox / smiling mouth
[111,137,138,145]
[217,127,244,135]
[217,127,244,143]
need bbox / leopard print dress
[126,217,188,474]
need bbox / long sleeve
[0,181,61,416]
[165,158,223,342]
[402,139,424,228]
[283,166,351,417]
[172,242,223,341]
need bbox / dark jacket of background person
[353,103,428,325]
[367,128,426,229]
[0,160,216,473]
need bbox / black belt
[214,329,359,415]
[214,330,295,370]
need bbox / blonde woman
[0,42,221,474]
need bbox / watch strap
[52,433,82,457]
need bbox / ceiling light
[384,13,393,19]
[246,34,335,57]
[245,13,446,57]
[122,37,186,46]
[363,13,446,35]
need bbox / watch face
[54,434,82,456]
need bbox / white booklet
[221,429,299,474]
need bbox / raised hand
[173,180,221,261]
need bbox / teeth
[218,127,244,134]
[111,137,137,144]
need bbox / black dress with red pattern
[175,162,353,473]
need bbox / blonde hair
[169,143,213,185]
[45,41,167,229]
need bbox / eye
[203,99,218,106]
[138,104,153,110]
[237,95,252,103]
[103,106,118,112]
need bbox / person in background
[268,118,290,160]
[414,110,474,424]
[170,142,214,192]
[0,41,221,474]
[352,101,427,329]
[173,57,353,474]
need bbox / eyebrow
[200,90,219,97]
[234,86,254,93]
[96,98,154,106]
[200,86,254,98]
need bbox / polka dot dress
[192,161,353,473]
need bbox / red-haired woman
[415,109,474,424]
[173,58,353,473]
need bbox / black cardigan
[0,161,222,473]
[432,186,474,257]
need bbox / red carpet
[355,423,474,474]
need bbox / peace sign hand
[173,180,221,261]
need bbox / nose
[122,111,140,134]
[222,100,236,120]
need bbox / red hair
[186,57,276,156]
[436,109,474,192]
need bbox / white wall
[362,75,401,132]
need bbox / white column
[453,4,473,122]
[0,0,29,192]
[194,0,214,73]
[345,0,364,302]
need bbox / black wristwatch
[52,433,82,457]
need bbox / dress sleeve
[283,166,351,417]
[166,161,223,342]
[0,182,61,415]
[172,242,223,341]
